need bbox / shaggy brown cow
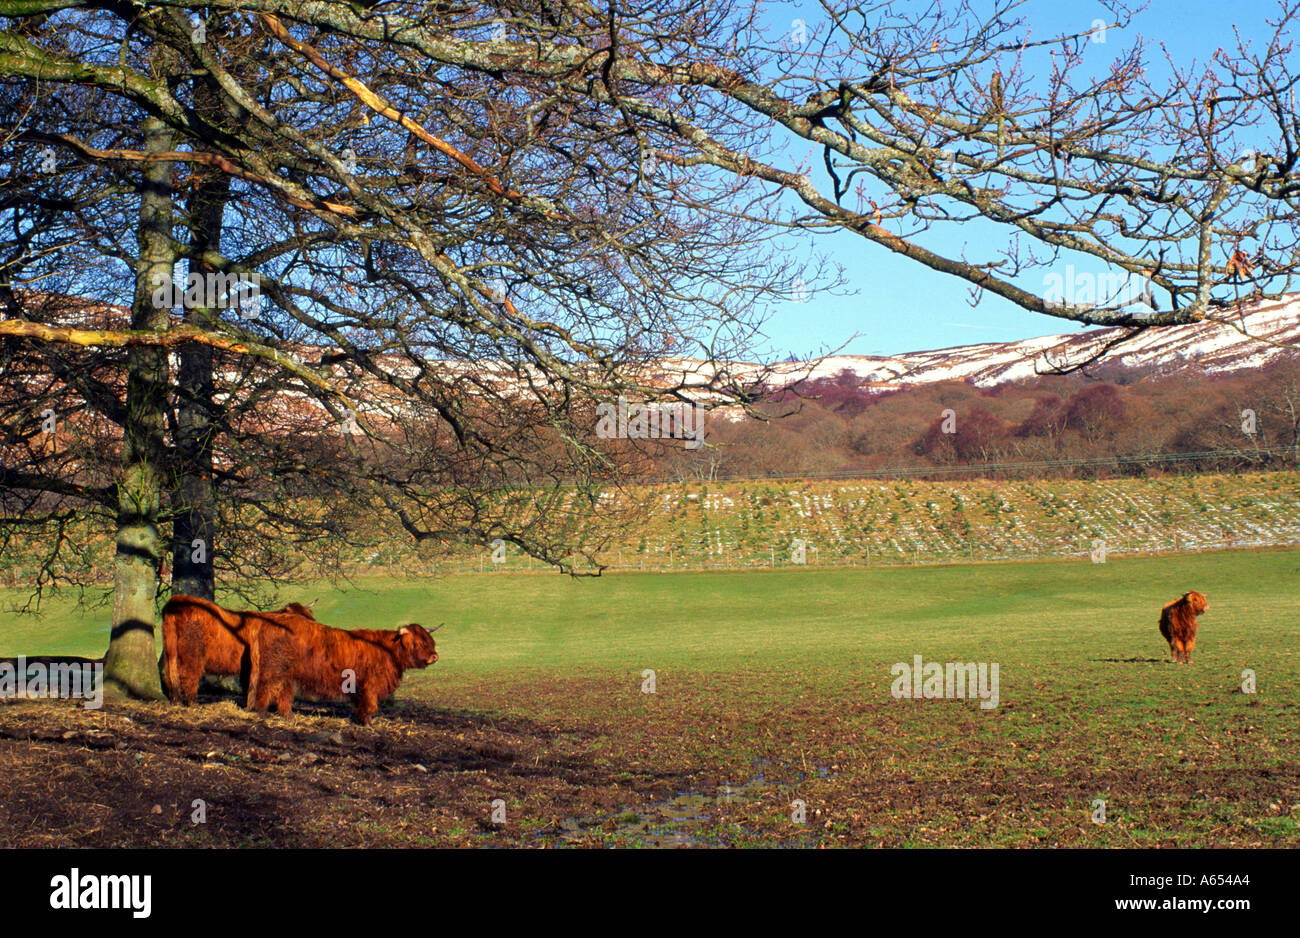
[160,595,316,705]
[246,614,439,724]
[1159,591,1209,663]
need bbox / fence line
[430,532,1300,577]
[640,446,1299,485]
[8,532,1297,587]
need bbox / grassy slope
[5,471,1300,582]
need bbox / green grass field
[6,545,1299,672]
[2,547,1297,847]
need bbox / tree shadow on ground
[0,695,684,847]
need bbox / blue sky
[750,0,1285,360]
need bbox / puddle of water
[642,831,698,848]
[545,758,839,847]
[659,792,711,820]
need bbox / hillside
[5,471,1296,591]
[659,294,1300,393]
[18,470,1298,591]
[482,470,1300,572]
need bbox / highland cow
[160,595,316,705]
[1159,591,1209,664]
[245,614,439,725]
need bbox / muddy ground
[2,668,1296,848]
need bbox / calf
[160,595,316,705]
[246,614,438,724]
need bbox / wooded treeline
[653,356,1300,481]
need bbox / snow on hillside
[658,294,1300,393]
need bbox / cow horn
[429,623,443,633]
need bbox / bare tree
[0,3,784,693]
[6,0,1300,695]
[340,0,1300,329]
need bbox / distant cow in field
[1159,591,1208,664]
[246,614,439,725]
[160,595,316,705]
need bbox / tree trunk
[170,151,228,602]
[101,116,173,701]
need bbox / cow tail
[160,597,183,699]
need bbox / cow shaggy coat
[161,595,315,705]
[246,614,438,724]
[1159,591,1209,664]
